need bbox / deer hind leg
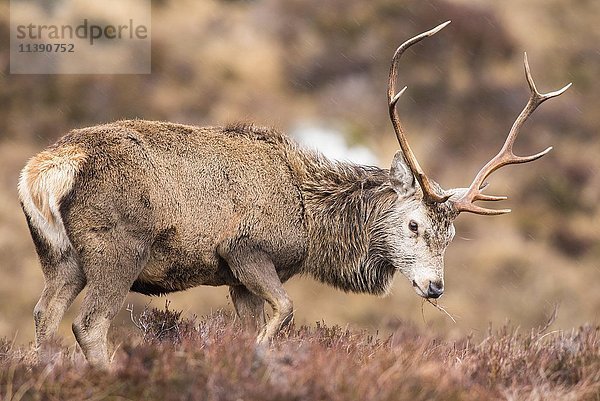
[229,285,266,332]
[72,283,129,368]
[34,251,85,360]
[221,248,293,344]
[72,236,149,368]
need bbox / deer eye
[408,220,419,233]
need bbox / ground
[1,305,598,401]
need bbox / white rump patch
[18,145,87,253]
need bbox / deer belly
[130,248,238,295]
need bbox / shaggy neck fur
[291,150,399,295]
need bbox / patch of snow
[291,123,379,166]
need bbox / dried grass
[1,306,598,401]
[424,299,458,324]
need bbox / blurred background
[0,0,598,344]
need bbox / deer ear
[390,150,416,197]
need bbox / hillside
[0,0,598,356]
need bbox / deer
[18,21,570,367]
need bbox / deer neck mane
[294,153,398,295]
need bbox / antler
[388,21,451,203]
[452,53,572,215]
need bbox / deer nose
[427,281,444,299]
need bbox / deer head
[386,21,571,299]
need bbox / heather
[1,306,598,401]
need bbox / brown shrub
[1,307,598,401]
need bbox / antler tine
[388,21,451,204]
[453,53,572,215]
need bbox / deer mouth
[412,280,428,298]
